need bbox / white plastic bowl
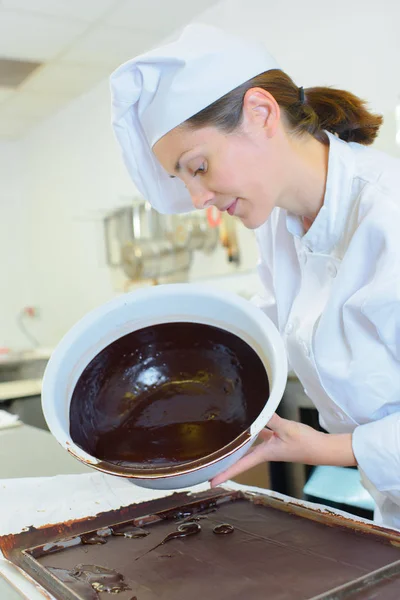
[42,283,287,489]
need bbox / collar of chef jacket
[285,131,357,255]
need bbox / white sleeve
[351,233,400,507]
[352,413,400,507]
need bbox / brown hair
[186,70,383,145]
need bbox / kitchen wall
[21,81,135,348]
[3,0,400,350]
[0,141,32,349]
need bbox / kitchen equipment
[219,211,240,263]
[41,283,287,489]
[121,238,191,281]
[104,199,219,284]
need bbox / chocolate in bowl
[69,321,269,471]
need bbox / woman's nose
[189,187,215,210]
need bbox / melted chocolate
[213,524,234,535]
[81,534,107,545]
[160,521,201,543]
[40,499,400,600]
[69,322,269,469]
[135,522,201,561]
[48,564,130,598]
[168,510,193,520]
[111,525,149,539]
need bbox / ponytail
[186,70,383,146]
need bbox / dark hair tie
[299,86,305,104]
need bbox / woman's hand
[210,413,357,487]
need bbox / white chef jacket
[255,131,400,529]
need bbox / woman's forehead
[153,125,218,167]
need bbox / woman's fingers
[258,428,274,442]
[210,414,284,488]
[210,440,270,487]
[210,413,331,489]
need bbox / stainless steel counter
[0,378,48,431]
[0,379,42,402]
[0,424,92,479]
[0,425,93,598]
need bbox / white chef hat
[110,23,280,214]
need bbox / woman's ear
[241,87,280,138]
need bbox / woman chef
[110,24,400,530]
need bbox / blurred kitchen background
[0,0,399,517]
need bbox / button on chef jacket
[255,131,400,530]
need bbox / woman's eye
[193,163,206,177]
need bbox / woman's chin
[239,212,269,230]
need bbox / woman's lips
[227,199,238,216]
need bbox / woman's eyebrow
[169,158,182,178]
[169,150,201,178]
